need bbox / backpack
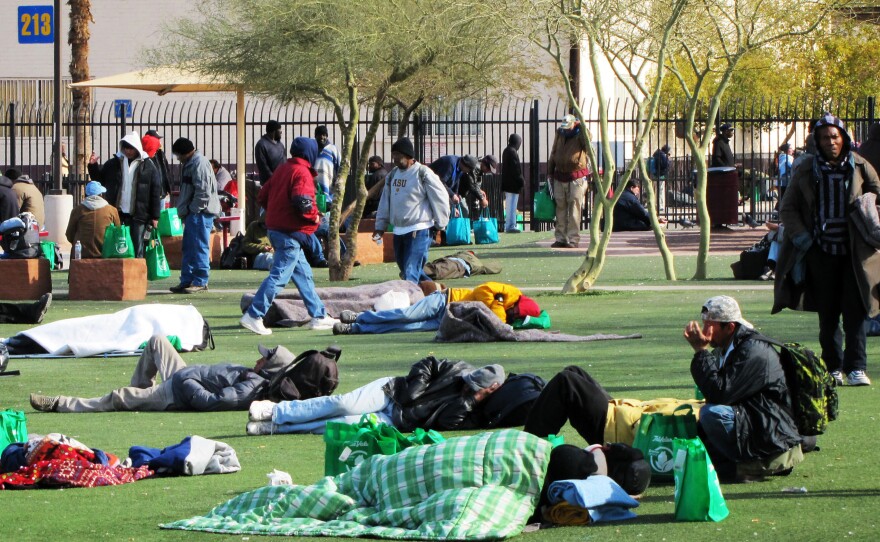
[220,232,247,269]
[0,215,40,259]
[754,335,838,436]
[480,373,546,428]
[264,345,341,402]
[648,156,657,177]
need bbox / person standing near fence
[87,132,163,258]
[651,144,670,212]
[255,120,286,183]
[501,134,524,233]
[141,130,172,198]
[169,137,222,294]
[711,124,735,168]
[547,115,590,248]
[776,143,794,200]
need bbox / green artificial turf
[2,232,878,541]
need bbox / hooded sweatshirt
[257,137,320,234]
[0,175,21,222]
[65,195,121,259]
[87,132,162,222]
[501,134,524,193]
[10,174,44,225]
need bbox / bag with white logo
[632,405,698,482]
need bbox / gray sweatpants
[55,336,187,412]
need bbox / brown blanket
[435,301,642,342]
[240,280,425,328]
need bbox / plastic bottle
[73,240,82,260]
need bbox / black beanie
[391,137,415,159]
[315,125,329,139]
[171,137,195,155]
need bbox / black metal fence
[1,96,877,229]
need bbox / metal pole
[8,103,16,168]
[51,0,64,193]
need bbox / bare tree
[153,0,540,280]
[517,0,686,292]
[665,0,845,279]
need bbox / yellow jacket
[603,398,704,445]
[446,282,522,323]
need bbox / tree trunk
[68,0,93,177]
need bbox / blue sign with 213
[18,6,54,44]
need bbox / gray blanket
[435,301,642,342]
[240,280,425,328]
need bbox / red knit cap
[516,295,541,318]
[141,134,161,158]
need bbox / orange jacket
[447,282,522,322]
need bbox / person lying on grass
[331,280,541,335]
[246,357,505,435]
[30,336,294,413]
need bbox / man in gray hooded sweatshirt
[30,336,294,413]
[87,131,163,257]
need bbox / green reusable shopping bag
[323,415,412,476]
[672,437,730,522]
[0,409,28,452]
[39,240,56,268]
[533,182,555,221]
[158,208,184,237]
[445,203,472,246]
[101,224,135,259]
[632,404,699,481]
[145,229,171,281]
[512,310,552,330]
[315,183,328,213]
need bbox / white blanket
[20,304,206,357]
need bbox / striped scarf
[815,153,853,255]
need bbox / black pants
[120,214,147,258]
[0,301,39,325]
[523,366,613,444]
[806,247,867,373]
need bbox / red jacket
[258,157,319,234]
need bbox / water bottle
[74,240,82,260]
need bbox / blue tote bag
[474,208,499,244]
[445,203,472,246]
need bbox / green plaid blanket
[162,429,551,540]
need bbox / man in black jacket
[87,132,163,257]
[685,295,803,481]
[29,336,293,413]
[501,134,524,233]
[711,124,735,168]
[612,180,666,231]
[246,357,504,435]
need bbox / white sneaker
[831,371,845,387]
[249,400,276,422]
[240,313,272,335]
[246,421,276,436]
[847,370,871,386]
[308,316,339,330]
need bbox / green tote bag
[0,409,28,452]
[145,229,171,281]
[672,437,730,522]
[632,404,699,481]
[101,224,135,259]
[533,182,555,221]
[323,415,411,476]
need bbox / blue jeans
[699,403,738,477]
[504,192,520,231]
[247,230,327,320]
[393,228,432,283]
[180,212,214,287]
[272,377,395,434]
[352,290,446,334]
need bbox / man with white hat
[685,295,803,481]
[247,357,504,435]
